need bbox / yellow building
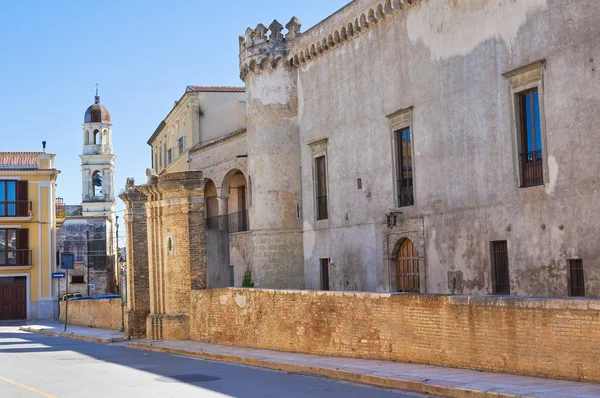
[0,151,60,320]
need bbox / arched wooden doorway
[396,239,420,292]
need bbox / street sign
[61,253,74,270]
[52,272,65,279]
[88,283,98,288]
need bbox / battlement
[239,17,301,81]
[239,0,419,78]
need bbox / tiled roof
[187,86,245,93]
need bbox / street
[0,324,432,398]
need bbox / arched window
[84,130,90,145]
[92,171,103,197]
[93,129,101,145]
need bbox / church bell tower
[80,87,116,220]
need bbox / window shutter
[17,229,29,266]
[16,181,28,201]
[17,229,29,250]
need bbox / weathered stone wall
[240,0,600,295]
[190,288,600,382]
[59,299,122,330]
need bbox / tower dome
[84,93,111,123]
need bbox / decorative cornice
[289,0,418,67]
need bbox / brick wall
[190,288,600,382]
[60,299,123,330]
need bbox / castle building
[0,151,60,320]
[127,0,599,299]
[57,90,118,296]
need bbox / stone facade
[231,0,600,296]
[119,182,150,338]
[121,171,206,340]
[190,287,600,383]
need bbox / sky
[0,0,349,241]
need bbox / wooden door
[396,239,420,292]
[0,277,27,320]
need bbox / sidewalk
[20,321,127,344]
[128,339,600,398]
[19,323,600,397]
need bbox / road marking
[0,376,56,398]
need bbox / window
[0,228,29,266]
[315,156,328,220]
[491,241,510,295]
[178,137,185,155]
[568,259,585,297]
[167,148,173,165]
[395,127,414,207]
[0,180,28,217]
[153,149,158,171]
[74,246,84,262]
[517,88,543,187]
[320,258,330,291]
[163,141,167,168]
[92,171,102,197]
[71,275,85,284]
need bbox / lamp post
[119,266,126,333]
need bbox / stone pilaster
[139,171,206,340]
[119,180,150,339]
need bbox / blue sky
[0,0,348,218]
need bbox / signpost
[61,254,75,332]
[52,272,65,318]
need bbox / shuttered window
[395,127,414,207]
[491,241,510,295]
[568,259,585,297]
[315,156,328,220]
[0,180,28,217]
[0,228,29,266]
[518,88,544,187]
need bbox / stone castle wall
[190,288,600,382]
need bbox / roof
[187,86,245,93]
[84,95,111,124]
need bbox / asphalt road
[0,323,432,398]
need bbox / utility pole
[86,230,90,297]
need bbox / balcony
[0,201,32,218]
[206,210,249,233]
[83,144,112,156]
[520,149,544,188]
[0,249,33,267]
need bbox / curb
[20,326,127,344]
[128,342,522,398]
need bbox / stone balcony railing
[83,145,112,156]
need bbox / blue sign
[61,253,74,270]
[52,272,65,279]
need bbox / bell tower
[80,86,116,220]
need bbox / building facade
[148,86,246,175]
[57,91,118,296]
[0,151,60,320]
[231,0,600,297]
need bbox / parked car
[61,292,82,301]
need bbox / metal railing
[206,210,249,233]
[0,250,33,266]
[397,185,414,207]
[520,149,543,188]
[0,201,32,217]
[316,196,328,220]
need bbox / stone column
[140,171,206,340]
[119,180,150,339]
[217,195,229,231]
[239,18,305,288]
